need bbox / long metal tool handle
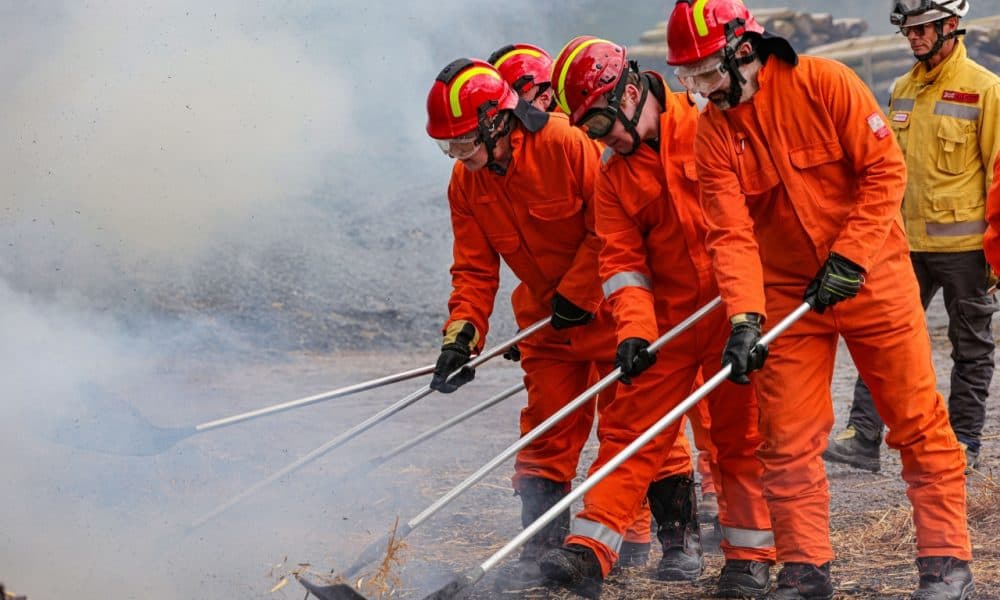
[194,364,437,433]
[408,296,721,530]
[344,382,526,481]
[476,302,811,575]
[189,318,548,530]
[342,297,721,578]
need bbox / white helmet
[891,0,969,27]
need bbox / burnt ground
[6,296,997,600]
[187,295,997,600]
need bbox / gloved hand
[803,253,865,314]
[615,337,656,384]
[502,343,521,362]
[722,313,768,385]
[551,292,594,330]
[430,320,479,393]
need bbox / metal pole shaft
[194,364,437,432]
[479,301,810,572]
[405,297,722,530]
[190,318,548,530]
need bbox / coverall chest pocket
[788,139,846,207]
[734,135,780,197]
[526,195,586,245]
[525,196,583,221]
[889,112,910,149]
[936,117,973,175]
[486,231,521,256]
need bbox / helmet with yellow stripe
[488,43,554,98]
[426,58,518,139]
[550,36,627,126]
[666,0,764,66]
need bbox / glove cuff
[730,312,763,328]
[442,320,480,352]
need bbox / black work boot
[822,426,881,473]
[766,562,834,600]
[648,475,704,581]
[614,540,650,570]
[494,477,568,592]
[539,544,604,599]
[717,559,771,598]
[911,556,974,600]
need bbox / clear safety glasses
[674,61,729,96]
[435,134,482,160]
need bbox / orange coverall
[984,154,1000,273]
[695,54,970,565]
[444,112,691,542]
[563,85,773,575]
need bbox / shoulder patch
[866,112,890,140]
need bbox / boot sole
[717,581,769,599]
[910,580,974,600]
[822,447,880,473]
[656,563,704,582]
[538,555,603,600]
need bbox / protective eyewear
[890,0,948,25]
[435,134,482,160]
[576,70,629,140]
[674,61,729,95]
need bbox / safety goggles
[890,0,949,25]
[674,61,729,96]
[577,71,629,139]
[435,133,482,160]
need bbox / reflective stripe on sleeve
[926,220,987,236]
[602,272,652,298]
[722,526,775,549]
[934,102,980,121]
[570,517,624,553]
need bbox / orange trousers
[565,306,773,575]
[690,388,720,498]
[754,246,971,564]
[512,306,692,544]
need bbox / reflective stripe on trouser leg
[722,526,775,549]
[571,517,624,554]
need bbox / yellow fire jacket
[888,39,1000,252]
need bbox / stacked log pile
[808,14,1000,105]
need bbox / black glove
[551,292,594,330]
[502,343,521,362]
[803,253,865,314]
[615,337,656,384]
[722,313,768,385]
[430,320,478,393]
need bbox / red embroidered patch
[866,112,891,140]
[942,90,980,104]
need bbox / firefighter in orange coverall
[537,37,774,599]
[424,58,694,589]
[667,1,973,598]
[986,155,1000,273]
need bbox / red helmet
[551,36,627,125]
[426,58,518,139]
[666,0,764,66]
[488,43,554,96]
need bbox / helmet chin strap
[616,65,650,157]
[476,104,513,175]
[914,21,965,62]
[721,23,757,107]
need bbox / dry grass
[356,517,407,600]
[831,472,1000,597]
